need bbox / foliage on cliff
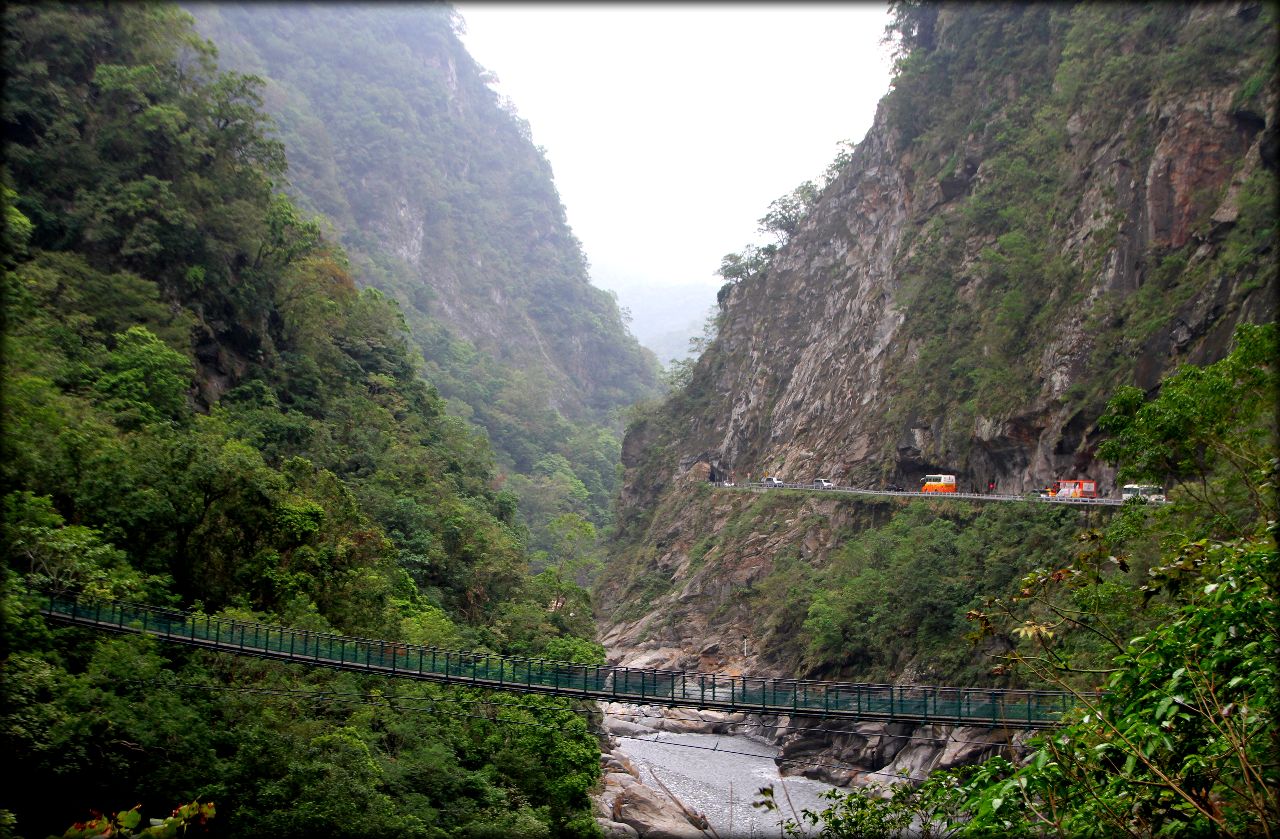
[875,2,1276,433]
[2,5,600,836]
[791,323,1278,837]
[740,4,1279,825]
[184,4,659,549]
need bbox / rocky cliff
[639,3,1274,498]
[597,3,1276,711]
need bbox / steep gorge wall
[598,2,1276,697]
[645,3,1275,499]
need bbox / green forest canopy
[3,5,603,836]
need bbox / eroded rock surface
[594,738,711,839]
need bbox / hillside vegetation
[184,4,660,554]
[874,2,1276,430]
[2,5,602,836]
[769,322,1277,837]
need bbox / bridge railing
[41,594,1073,727]
[607,672,1070,726]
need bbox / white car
[761,477,785,487]
[812,478,834,489]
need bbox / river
[613,730,844,838]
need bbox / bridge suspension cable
[41,594,1074,728]
[130,677,1030,782]
[126,677,1043,746]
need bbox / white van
[1121,484,1166,503]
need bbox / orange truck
[921,474,957,493]
[1044,479,1098,498]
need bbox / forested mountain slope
[598,3,1276,683]
[184,4,660,543]
[2,6,601,836]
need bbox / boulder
[596,817,640,839]
[934,726,1022,771]
[602,750,642,778]
[604,771,639,789]
[606,716,659,737]
[611,783,707,839]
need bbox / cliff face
[658,3,1273,496]
[598,4,1276,679]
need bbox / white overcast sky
[453,3,894,339]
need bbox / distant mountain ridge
[187,3,660,536]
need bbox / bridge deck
[40,595,1073,728]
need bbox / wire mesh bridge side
[40,594,1073,728]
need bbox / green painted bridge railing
[41,594,1074,728]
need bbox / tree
[92,326,193,428]
[1098,322,1277,534]
[545,512,598,587]
[955,534,1277,837]
[885,1,940,63]
[717,243,778,285]
[398,604,462,648]
[755,772,968,839]
[1,491,144,598]
[758,180,820,243]
[949,324,1280,837]
[2,187,34,267]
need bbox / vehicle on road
[761,476,784,487]
[1121,484,1165,502]
[813,478,834,489]
[1042,479,1098,499]
[921,474,957,493]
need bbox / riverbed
[613,730,843,838]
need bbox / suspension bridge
[41,594,1074,729]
